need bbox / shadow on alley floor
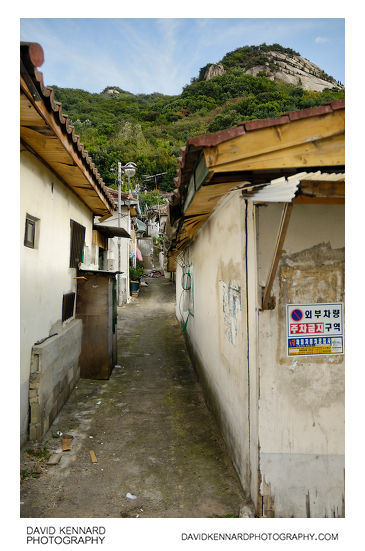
[20,277,246,518]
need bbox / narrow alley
[20,277,246,518]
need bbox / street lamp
[117,162,137,229]
[117,162,137,304]
[123,161,137,180]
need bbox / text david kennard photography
[26,526,106,545]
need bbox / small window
[24,214,38,248]
[62,292,75,322]
[70,220,86,268]
[98,247,105,270]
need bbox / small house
[166,101,345,517]
[20,42,115,444]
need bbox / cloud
[315,36,330,44]
[20,18,342,95]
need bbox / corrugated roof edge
[20,42,114,211]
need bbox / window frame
[69,219,86,268]
[24,214,39,249]
[62,292,76,322]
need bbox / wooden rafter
[168,106,344,263]
[20,80,113,216]
[262,203,293,310]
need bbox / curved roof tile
[20,42,114,210]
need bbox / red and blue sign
[291,309,303,321]
[286,303,344,356]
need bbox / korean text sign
[286,303,344,356]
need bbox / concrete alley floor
[20,277,246,518]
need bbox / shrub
[130,266,144,281]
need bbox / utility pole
[117,162,122,304]
[113,162,137,305]
[142,172,167,233]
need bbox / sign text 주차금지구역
[286,303,344,357]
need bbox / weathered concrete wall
[20,151,93,445]
[257,204,345,517]
[245,202,260,512]
[175,197,344,517]
[176,191,251,493]
[29,319,82,441]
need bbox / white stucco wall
[175,194,345,517]
[176,191,251,491]
[256,203,345,517]
[20,151,94,444]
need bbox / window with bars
[69,220,86,268]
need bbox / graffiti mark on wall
[221,280,241,346]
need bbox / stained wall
[176,191,252,492]
[257,203,345,517]
[20,150,94,444]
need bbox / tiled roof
[20,42,114,211]
[148,204,168,215]
[190,100,344,146]
[106,187,135,202]
[170,100,345,204]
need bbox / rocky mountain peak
[243,50,343,92]
[199,44,343,92]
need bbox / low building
[166,101,345,517]
[146,204,169,235]
[20,42,114,444]
[94,187,136,304]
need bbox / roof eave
[20,42,114,216]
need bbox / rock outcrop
[201,63,226,81]
[243,51,342,92]
[200,48,343,92]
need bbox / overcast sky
[20,18,345,96]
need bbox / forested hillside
[52,44,344,191]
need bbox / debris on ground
[238,502,256,517]
[125,492,137,500]
[146,270,164,278]
[89,450,98,463]
[61,434,73,451]
[20,278,246,518]
[47,454,62,466]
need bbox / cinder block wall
[28,319,82,441]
